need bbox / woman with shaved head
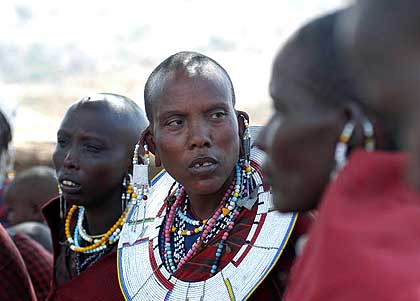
[43,93,148,300]
[258,8,420,301]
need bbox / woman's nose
[63,148,79,170]
[188,122,211,149]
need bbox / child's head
[5,166,57,225]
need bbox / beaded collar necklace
[118,147,298,301]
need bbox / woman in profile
[258,9,420,301]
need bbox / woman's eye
[85,144,102,153]
[167,119,183,128]
[57,138,68,147]
[210,111,226,119]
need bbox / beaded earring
[58,186,67,219]
[363,119,375,152]
[241,115,251,165]
[132,142,150,194]
[331,118,376,180]
[121,173,132,211]
[331,120,355,179]
[240,115,254,200]
[130,142,150,234]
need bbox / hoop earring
[363,119,375,152]
[331,121,355,179]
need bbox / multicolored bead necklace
[173,205,208,236]
[160,161,253,275]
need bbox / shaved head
[72,93,148,135]
[338,1,420,121]
[144,51,235,123]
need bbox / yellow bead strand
[65,204,129,253]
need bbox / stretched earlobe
[153,153,162,167]
[236,111,251,163]
[237,111,250,138]
[342,102,375,150]
[140,126,162,167]
[330,104,376,180]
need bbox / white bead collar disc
[118,151,297,301]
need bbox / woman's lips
[59,178,82,194]
[188,157,219,176]
[188,162,218,176]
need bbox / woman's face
[257,51,344,212]
[53,104,131,208]
[150,72,241,197]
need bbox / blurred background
[1,0,347,169]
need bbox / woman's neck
[83,189,123,235]
[186,173,235,220]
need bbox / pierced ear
[341,102,367,148]
[236,110,250,138]
[140,126,162,167]
[236,110,250,157]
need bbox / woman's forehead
[163,71,230,96]
[61,105,127,137]
[153,74,234,113]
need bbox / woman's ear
[140,126,162,167]
[236,110,250,138]
[236,110,250,157]
[342,102,370,149]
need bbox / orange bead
[222,208,230,216]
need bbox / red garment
[285,150,420,301]
[0,224,36,301]
[11,232,53,301]
[42,197,123,301]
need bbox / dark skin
[143,70,247,220]
[0,111,11,152]
[5,167,57,226]
[256,39,384,212]
[0,111,11,185]
[53,95,145,235]
[340,1,420,188]
[6,181,56,226]
[339,1,420,124]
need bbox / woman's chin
[62,194,85,206]
[185,179,227,197]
